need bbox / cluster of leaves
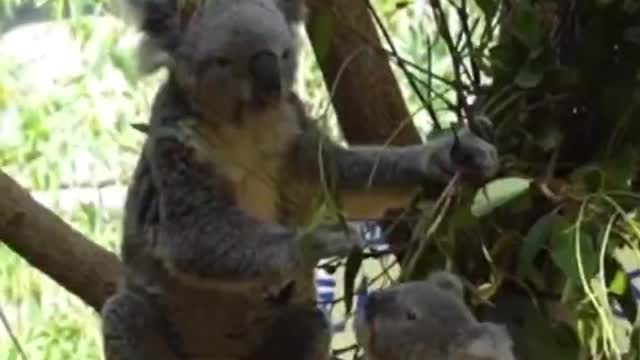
[334,1,640,359]
[480,1,640,358]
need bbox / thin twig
[429,0,469,124]
[454,0,482,90]
[365,0,443,130]
[0,304,28,360]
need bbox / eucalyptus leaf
[515,62,544,89]
[509,2,545,51]
[523,304,581,359]
[343,248,363,316]
[474,0,498,20]
[517,211,557,277]
[550,218,598,285]
[395,1,410,11]
[610,270,628,296]
[471,177,533,217]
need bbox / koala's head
[125,0,304,120]
[354,271,514,360]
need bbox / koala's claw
[424,126,499,184]
[299,224,365,266]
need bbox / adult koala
[101,0,500,359]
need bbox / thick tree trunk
[305,0,420,146]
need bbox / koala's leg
[101,292,180,360]
[251,305,331,360]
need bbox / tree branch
[305,0,420,146]
[0,170,122,312]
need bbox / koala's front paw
[299,223,365,266]
[423,127,499,184]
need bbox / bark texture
[0,171,122,311]
[305,0,420,145]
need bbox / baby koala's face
[353,274,516,360]
[354,280,475,360]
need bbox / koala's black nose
[249,51,281,98]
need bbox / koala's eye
[406,311,417,321]
[282,49,291,60]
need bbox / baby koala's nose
[248,50,282,99]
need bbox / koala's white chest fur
[199,104,301,223]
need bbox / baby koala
[354,271,516,360]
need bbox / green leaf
[395,1,410,11]
[609,270,628,296]
[523,304,581,359]
[517,211,557,277]
[79,203,98,234]
[550,218,598,284]
[570,165,604,194]
[474,0,498,20]
[488,43,518,75]
[601,144,638,191]
[534,123,563,151]
[471,177,533,217]
[343,248,363,315]
[515,60,544,89]
[509,1,545,51]
[109,47,139,87]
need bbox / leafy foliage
[333,1,640,359]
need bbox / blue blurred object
[314,221,388,333]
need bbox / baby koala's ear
[273,0,306,23]
[426,270,465,300]
[451,323,516,360]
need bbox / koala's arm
[291,118,498,219]
[321,145,430,219]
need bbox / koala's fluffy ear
[427,271,465,300]
[117,0,196,73]
[274,0,306,23]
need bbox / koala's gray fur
[354,271,516,360]
[102,0,500,359]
